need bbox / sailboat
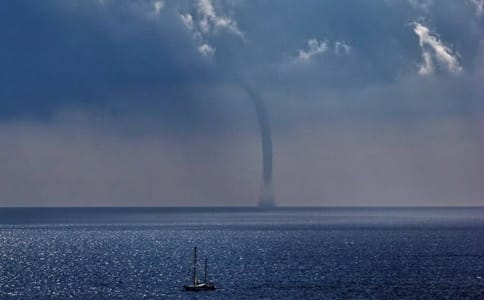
[183,247,216,291]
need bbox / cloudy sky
[0,0,483,206]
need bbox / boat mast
[192,247,198,285]
[204,257,208,283]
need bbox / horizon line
[1,205,483,209]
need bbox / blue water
[0,208,483,299]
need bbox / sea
[0,207,483,299]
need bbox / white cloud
[180,0,244,58]
[197,0,215,33]
[296,39,329,61]
[334,41,351,55]
[180,13,194,30]
[180,13,215,57]
[198,43,216,57]
[294,39,351,62]
[469,0,484,16]
[418,50,434,75]
[413,22,462,75]
[153,1,164,15]
[196,0,243,37]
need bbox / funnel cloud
[242,83,275,207]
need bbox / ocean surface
[0,207,483,299]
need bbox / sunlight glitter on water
[0,208,483,299]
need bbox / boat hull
[183,283,216,291]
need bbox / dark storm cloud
[0,0,230,131]
[1,0,481,124]
[0,0,482,206]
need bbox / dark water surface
[0,207,483,299]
